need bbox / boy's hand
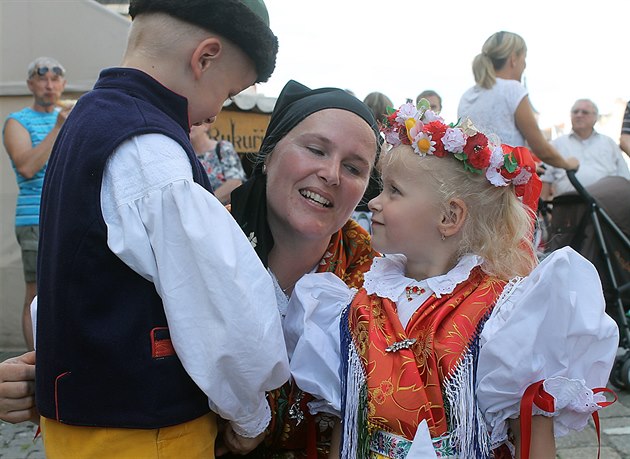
[0,351,38,424]
[215,423,266,456]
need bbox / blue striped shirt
[4,107,59,226]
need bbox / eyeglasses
[571,109,594,116]
[32,66,64,77]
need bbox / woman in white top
[458,31,579,171]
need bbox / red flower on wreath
[500,166,521,180]
[386,112,397,126]
[463,133,492,169]
[500,147,522,180]
[423,121,448,157]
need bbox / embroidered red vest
[348,267,506,440]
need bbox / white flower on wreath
[442,127,467,153]
[395,102,420,123]
[422,110,444,123]
[412,131,436,156]
[513,167,533,186]
[486,146,510,187]
[385,130,400,146]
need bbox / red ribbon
[33,425,41,442]
[520,381,617,459]
[520,380,554,459]
[591,387,617,459]
[501,144,542,215]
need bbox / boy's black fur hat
[128,0,278,83]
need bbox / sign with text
[210,110,270,148]
[209,110,271,176]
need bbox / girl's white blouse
[284,247,619,444]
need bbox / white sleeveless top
[458,78,528,147]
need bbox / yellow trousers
[41,412,216,459]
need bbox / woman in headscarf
[224,80,382,457]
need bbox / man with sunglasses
[2,56,71,351]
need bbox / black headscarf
[231,80,381,266]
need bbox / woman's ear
[439,198,467,238]
[191,37,222,79]
[509,51,518,68]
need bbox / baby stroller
[543,170,630,390]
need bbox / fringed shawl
[259,219,377,457]
[341,267,506,458]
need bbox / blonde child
[284,101,619,458]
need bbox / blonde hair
[472,31,527,89]
[383,145,536,280]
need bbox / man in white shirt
[542,98,630,255]
[541,98,630,199]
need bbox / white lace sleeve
[477,247,619,445]
[284,272,356,416]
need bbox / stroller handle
[566,169,597,205]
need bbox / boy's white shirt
[33,133,290,438]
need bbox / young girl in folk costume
[284,100,619,458]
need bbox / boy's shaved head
[128,0,278,82]
[126,13,210,61]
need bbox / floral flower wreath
[380,99,542,211]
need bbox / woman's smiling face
[265,109,377,242]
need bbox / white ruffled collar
[363,253,484,301]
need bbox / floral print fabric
[348,268,505,441]
[197,140,247,190]
[242,219,378,459]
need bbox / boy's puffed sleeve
[102,134,290,438]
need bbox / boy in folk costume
[35,1,289,457]
[284,101,619,458]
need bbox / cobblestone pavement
[1,352,629,458]
[0,421,42,459]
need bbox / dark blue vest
[36,68,212,428]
